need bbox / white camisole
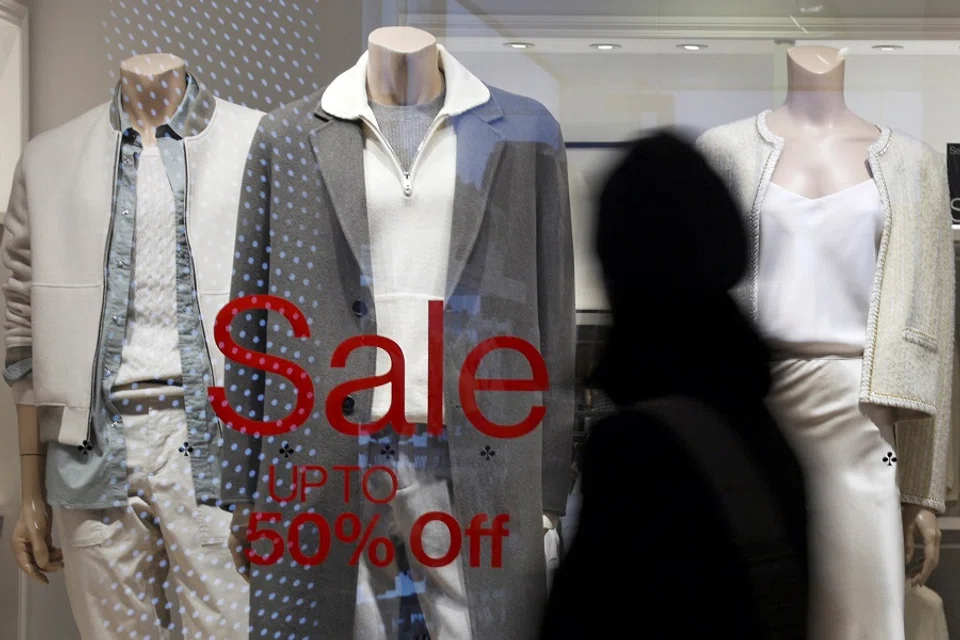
[757,179,884,355]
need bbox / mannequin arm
[18,404,46,500]
[2,158,36,406]
[10,403,61,583]
[536,114,576,518]
[897,152,954,586]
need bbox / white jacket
[2,95,262,446]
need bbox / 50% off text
[246,510,511,569]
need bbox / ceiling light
[872,44,903,51]
[678,44,708,51]
[590,44,621,51]
[505,42,533,50]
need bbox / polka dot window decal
[103,0,324,109]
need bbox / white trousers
[55,398,249,640]
[768,357,905,640]
[354,426,472,640]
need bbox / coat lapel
[309,111,372,277]
[446,97,505,301]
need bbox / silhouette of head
[591,129,766,405]
[595,130,748,311]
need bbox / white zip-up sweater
[321,46,491,424]
[697,113,956,512]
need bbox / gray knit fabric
[370,89,446,172]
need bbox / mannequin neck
[119,53,188,145]
[367,26,444,106]
[780,46,850,126]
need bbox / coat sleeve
[537,116,576,517]
[896,150,956,513]
[219,123,272,508]
[1,156,36,406]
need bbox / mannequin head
[120,52,186,78]
[366,27,443,106]
[368,26,437,56]
[118,53,188,142]
[785,45,846,93]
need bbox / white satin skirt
[767,357,905,640]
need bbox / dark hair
[595,130,748,305]
[590,129,770,407]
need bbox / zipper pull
[403,173,413,197]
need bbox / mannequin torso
[367,27,444,106]
[765,45,881,199]
[118,53,188,145]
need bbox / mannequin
[4,53,263,638]
[7,52,191,588]
[119,53,188,145]
[366,27,444,106]
[697,45,954,639]
[765,46,881,199]
[220,25,574,640]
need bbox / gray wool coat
[219,84,575,639]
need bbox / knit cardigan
[697,112,956,513]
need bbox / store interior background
[3,0,960,637]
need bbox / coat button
[352,300,368,318]
[342,395,356,415]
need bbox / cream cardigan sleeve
[1,156,35,406]
[895,150,955,513]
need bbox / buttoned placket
[73,76,223,508]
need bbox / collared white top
[321,46,491,423]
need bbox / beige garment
[946,350,960,503]
[697,115,956,513]
[905,583,949,640]
[768,357,905,640]
[54,398,248,639]
[354,426,471,640]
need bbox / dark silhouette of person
[540,131,810,639]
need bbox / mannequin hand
[10,498,62,584]
[543,513,559,534]
[228,506,252,583]
[902,504,941,587]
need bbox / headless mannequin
[765,46,880,199]
[366,27,558,536]
[764,45,941,586]
[229,27,558,599]
[366,26,444,106]
[10,53,189,584]
[119,53,188,146]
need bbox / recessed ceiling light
[505,42,534,50]
[872,44,903,51]
[590,43,621,51]
[678,44,708,51]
